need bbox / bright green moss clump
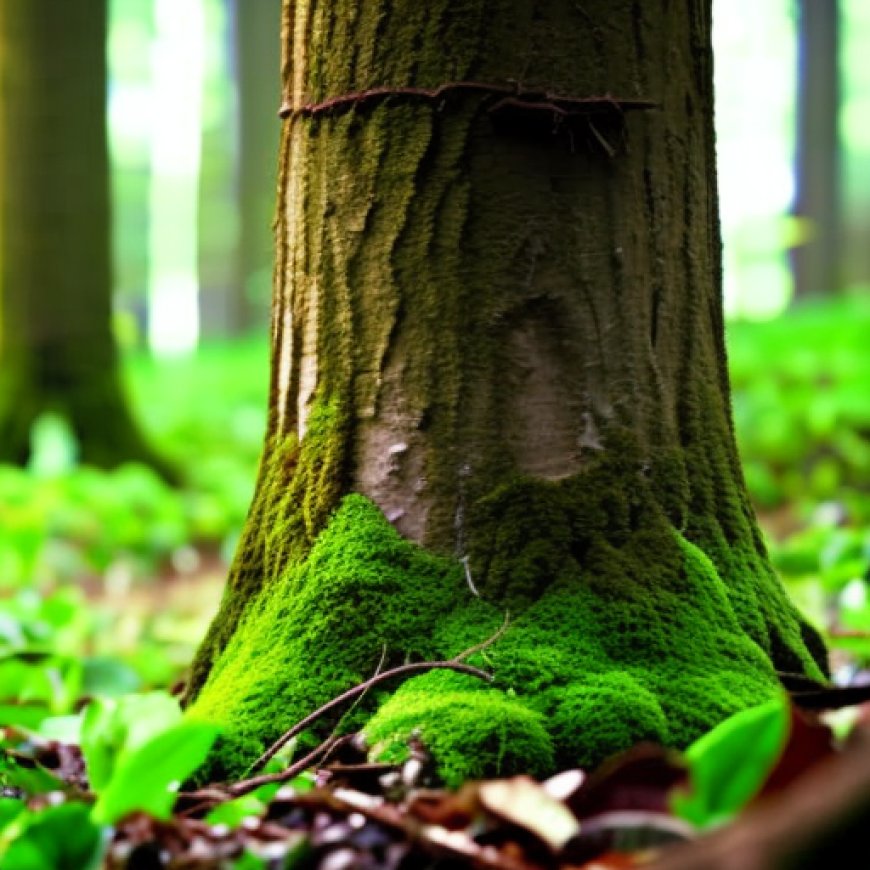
[186,493,467,779]
[188,478,826,786]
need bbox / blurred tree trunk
[185,0,828,784]
[0,0,174,479]
[791,0,841,301]
[231,0,282,334]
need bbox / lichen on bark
[185,0,828,784]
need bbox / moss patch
[186,493,467,780]
[367,671,554,787]
[189,477,825,785]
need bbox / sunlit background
[108,0,280,355]
[105,0,870,354]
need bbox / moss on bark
[186,0,829,784]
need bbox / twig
[226,735,344,799]
[246,661,492,776]
[460,556,480,597]
[245,615,510,778]
[450,612,510,663]
[280,80,656,119]
[319,644,387,769]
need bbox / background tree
[791,0,841,300]
[231,0,282,334]
[0,0,172,477]
[185,0,828,783]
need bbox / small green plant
[0,693,219,866]
[82,693,219,824]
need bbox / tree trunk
[186,0,828,785]
[0,0,174,479]
[791,0,841,301]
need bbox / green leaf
[91,721,219,824]
[0,704,49,731]
[0,796,25,832]
[79,698,119,792]
[81,692,183,792]
[0,802,104,870]
[205,794,265,828]
[231,850,268,870]
[107,692,183,751]
[0,752,65,798]
[81,656,141,698]
[671,696,789,829]
[33,714,81,744]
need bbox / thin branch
[318,644,388,769]
[460,556,480,597]
[333,643,388,734]
[450,612,510,663]
[227,735,344,799]
[246,616,510,777]
[280,80,657,119]
[246,660,493,776]
[189,617,514,811]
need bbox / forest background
[0,1,868,867]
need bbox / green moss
[186,493,468,780]
[184,395,351,701]
[366,671,554,788]
[189,466,826,784]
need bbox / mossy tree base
[188,481,824,787]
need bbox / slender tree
[231,0,282,333]
[792,0,841,300]
[0,0,173,477]
[186,0,828,784]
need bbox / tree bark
[186,0,828,784]
[0,0,174,479]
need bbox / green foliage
[0,462,189,588]
[729,296,870,513]
[124,336,267,503]
[0,337,269,591]
[77,692,219,824]
[0,587,147,736]
[0,801,104,870]
[0,582,213,742]
[204,793,267,828]
[91,719,218,824]
[81,692,185,791]
[672,695,789,829]
[0,692,218,862]
[728,297,870,658]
